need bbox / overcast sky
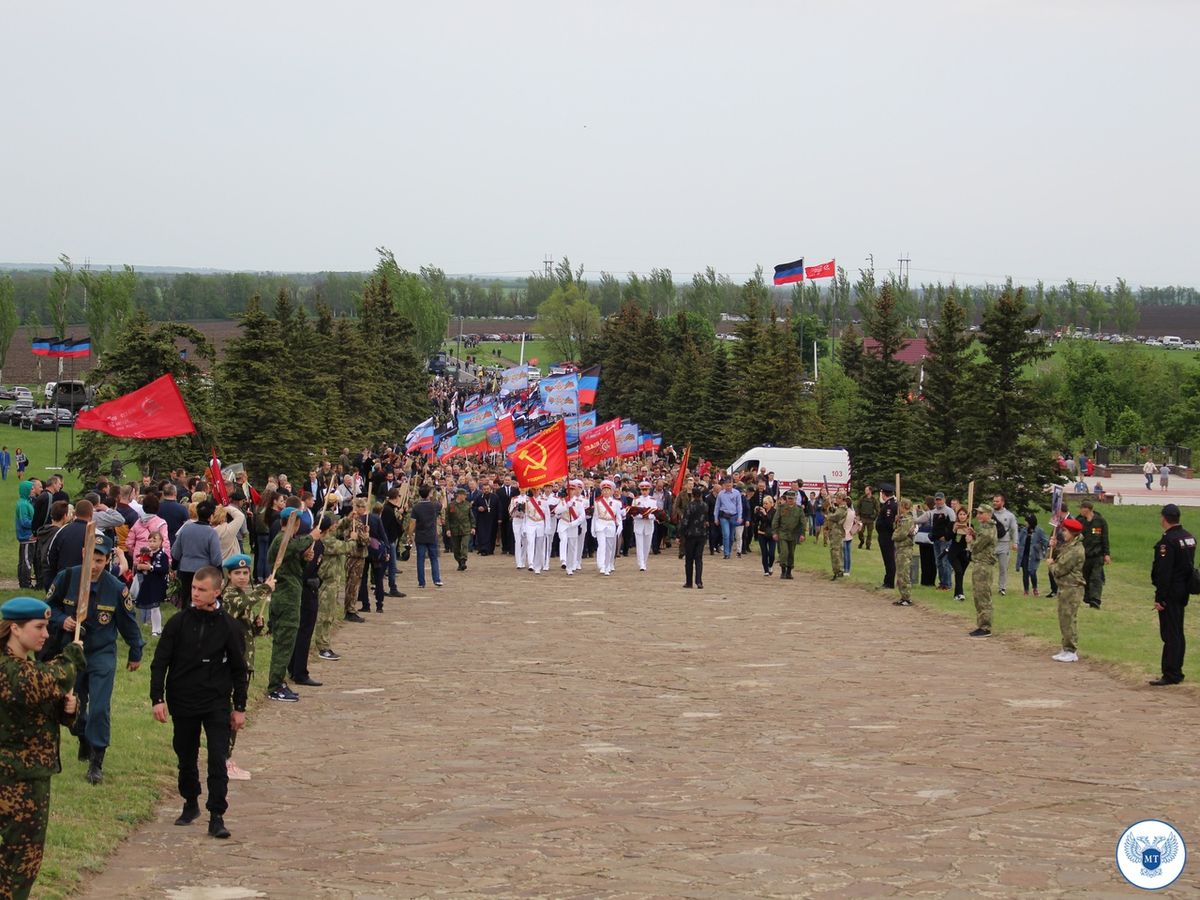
[3,1,1197,287]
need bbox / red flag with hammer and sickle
[508,419,568,489]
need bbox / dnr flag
[773,258,805,286]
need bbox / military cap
[975,504,992,516]
[1162,503,1182,519]
[1,596,51,621]
[691,485,705,497]
[783,490,797,498]
[223,554,253,571]
[1061,517,1084,533]
[93,532,115,555]
[454,486,468,495]
[879,484,895,495]
[569,479,584,488]
[638,480,651,488]
[601,479,615,489]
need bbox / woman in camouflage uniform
[0,597,84,900]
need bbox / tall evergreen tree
[959,286,1059,512]
[722,270,775,454]
[920,290,975,495]
[849,283,918,490]
[838,322,866,383]
[663,316,714,452]
[217,295,307,481]
[701,349,733,462]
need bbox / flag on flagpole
[773,258,805,286]
[209,449,230,506]
[508,419,568,489]
[672,445,691,498]
[804,259,836,280]
[577,365,601,409]
[74,375,197,439]
[578,417,620,467]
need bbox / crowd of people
[2,433,1196,896]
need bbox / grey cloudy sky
[3,1,1197,286]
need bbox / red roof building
[863,337,928,365]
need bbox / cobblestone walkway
[81,553,1200,898]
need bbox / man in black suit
[497,475,519,555]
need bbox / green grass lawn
[790,503,1200,686]
[445,340,566,373]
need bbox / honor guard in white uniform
[557,480,587,575]
[592,480,623,575]
[631,480,658,571]
[537,486,558,572]
[522,489,549,574]
[508,491,529,569]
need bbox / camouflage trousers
[778,539,798,571]
[448,533,470,565]
[314,578,343,653]
[344,557,366,615]
[830,539,844,576]
[0,776,50,900]
[1057,585,1083,652]
[895,546,912,601]
[972,563,994,629]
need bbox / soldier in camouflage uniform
[967,505,997,636]
[893,498,916,606]
[1,597,85,900]
[444,486,474,571]
[823,493,848,580]
[1046,517,1086,662]
[266,508,315,702]
[220,555,268,779]
[313,512,350,661]
[338,500,371,623]
[771,491,805,580]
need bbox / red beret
[1062,517,1083,533]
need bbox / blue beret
[2,596,51,621]
[279,506,298,521]
[223,554,253,571]
[93,532,115,555]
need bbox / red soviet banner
[74,375,198,439]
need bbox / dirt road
[81,551,1200,898]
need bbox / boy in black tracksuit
[150,565,248,839]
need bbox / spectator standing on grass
[1016,513,1050,596]
[1046,517,1085,662]
[171,500,224,607]
[16,479,39,589]
[14,447,27,477]
[990,494,1019,596]
[0,445,10,480]
[1077,500,1111,609]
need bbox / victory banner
[579,418,620,467]
[456,401,499,434]
[500,365,531,395]
[509,419,568,489]
[615,422,640,457]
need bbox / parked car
[11,387,32,403]
[13,407,37,429]
[49,380,92,413]
[0,387,15,400]
[0,400,34,424]
[28,407,75,430]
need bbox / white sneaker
[1054,651,1079,663]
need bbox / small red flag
[74,375,197,439]
[804,259,835,280]
[497,414,517,449]
[578,418,620,467]
[508,419,568,489]
[209,449,230,506]
[672,445,691,498]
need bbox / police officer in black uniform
[1150,503,1194,686]
[876,484,898,590]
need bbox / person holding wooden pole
[264,509,313,703]
[45,529,143,784]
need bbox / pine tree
[849,283,918,490]
[920,290,975,495]
[722,270,774,453]
[217,295,305,481]
[960,285,1059,512]
[66,311,217,481]
[700,349,733,462]
[663,318,714,451]
[838,322,865,383]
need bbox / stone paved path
[81,552,1200,898]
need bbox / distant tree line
[7,256,1195,334]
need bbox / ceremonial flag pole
[966,480,976,519]
[258,514,298,618]
[895,473,901,504]
[73,523,97,643]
